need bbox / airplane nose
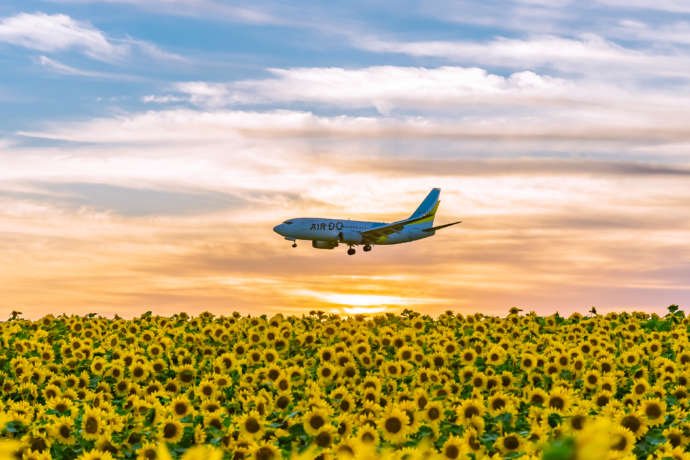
[273,224,282,234]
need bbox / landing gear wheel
[347,248,356,255]
[363,245,372,252]
[292,243,297,248]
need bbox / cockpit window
[284,221,293,224]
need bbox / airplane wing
[359,212,437,243]
[421,220,462,232]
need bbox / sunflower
[175,364,196,386]
[527,388,548,407]
[457,398,484,424]
[440,435,463,459]
[197,379,218,400]
[136,442,158,460]
[76,449,114,460]
[470,373,486,391]
[274,393,291,411]
[486,346,506,366]
[497,433,523,454]
[357,425,379,445]
[170,395,193,419]
[630,379,649,400]
[47,397,73,417]
[336,394,355,414]
[159,417,184,444]
[583,370,600,390]
[313,426,336,449]
[335,414,353,438]
[252,443,279,460]
[487,392,513,417]
[460,428,484,456]
[81,407,105,441]
[671,386,689,404]
[546,387,571,414]
[52,417,76,444]
[96,437,119,456]
[609,426,635,455]
[641,398,666,426]
[303,407,329,436]
[520,353,536,370]
[204,413,224,431]
[423,402,444,429]
[317,363,337,383]
[237,410,264,440]
[377,405,410,444]
[460,348,476,365]
[412,390,429,411]
[663,426,684,448]
[593,390,613,409]
[130,362,150,382]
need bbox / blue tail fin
[410,188,440,219]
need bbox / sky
[1,0,689,319]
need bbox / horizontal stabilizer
[359,210,438,243]
[422,220,462,232]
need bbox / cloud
[142,94,186,104]
[139,66,690,145]
[173,82,234,108]
[0,12,126,61]
[0,12,185,63]
[16,107,690,149]
[0,182,243,216]
[347,157,690,178]
[170,67,577,113]
[47,0,284,25]
[597,0,690,13]
[353,34,690,79]
[38,55,142,80]
[613,20,690,46]
[121,38,187,62]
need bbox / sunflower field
[0,305,689,460]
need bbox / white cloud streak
[353,34,690,79]
[38,55,142,80]
[0,12,126,61]
[15,106,690,150]
[0,12,185,63]
[47,0,284,25]
[173,67,576,113]
[126,65,690,155]
[597,0,690,13]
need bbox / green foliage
[542,437,575,460]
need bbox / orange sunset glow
[2,149,689,319]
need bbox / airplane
[272,188,461,255]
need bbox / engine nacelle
[312,240,338,249]
[338,230,363,244]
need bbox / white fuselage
[273,217,433,245]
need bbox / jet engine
[312,240,338,249]
[338,230,363,244]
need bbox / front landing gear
[363,244,372,252]
[292,243,297,248]
[347,247,356,255]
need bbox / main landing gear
[347,244,371,255]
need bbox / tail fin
[410,188,441,220]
